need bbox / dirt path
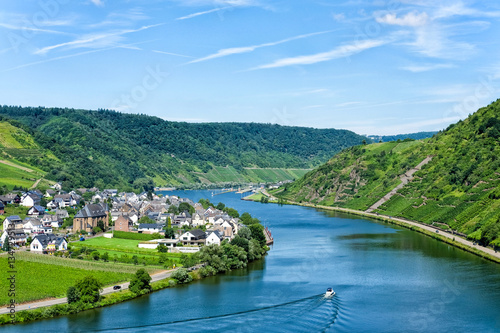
[31,178,42,189]
[366,156,433,213]
[0,269,177,315]
[0,160,34,172]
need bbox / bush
[170,268,193,284]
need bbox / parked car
[113,285,121,290]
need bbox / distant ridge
[366,131,437,142]
[0,105,368,191]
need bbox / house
[179,229,206,246]
[138,223,163,234]
[41,214,62,228]
[45,189,56,198]
[3,215,23,231]
[115,215,134,232]
[51,182,63,191]
[27,205,46,216]
[23,218,43,234]
[20,192,41,207]
[72,203,109,233]
[0,194,20,204]
[205,230,223,246]
[1,229,28,246]
[53,194,79,207]
[214,220,234,239]
[55,209,69,220]
[0,201,4,215]
[30,234,67,253]
[191,213,205,227]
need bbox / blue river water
[6,190,500,332]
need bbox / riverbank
[248,197,500,264]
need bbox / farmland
[0,252,138,305]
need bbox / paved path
[31,178,42,189]
[366,156,433,212]
[0,269,176,315]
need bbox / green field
[0,162,38,190]
[0,252,138,305]
[71,236,183,261]
[192,165,312,184]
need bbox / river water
[7,190,500,332]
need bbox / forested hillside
[281,99,500,246]
[367,131,437,142]
[0,106,368,190]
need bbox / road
[0,269,176,315]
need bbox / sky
[1,0,499,135]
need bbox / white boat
[325,288,335,298]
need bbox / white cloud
[34,23,164,55]
[401,63,455,72]
[251,38,390,70]
[0,23,72,35]
[188,30,333,64]
[376,11,429,27]
[90,0,104,7]
[153,50,194,58]
[176,7,230,20]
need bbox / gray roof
[189,229,206,239]
[33,234,66,247]
[6,215,22,222]
[138,223,162,229]
[75,204,107,218]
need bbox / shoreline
[248,197,500,264]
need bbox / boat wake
[94,294,340,332]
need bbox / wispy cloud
[376,11,429,27]
[250,38,390,70]
[188,30,333,64]
[176,7,229,20]
[0,23,73,35]
[401,63,455,72]
[34,23,164,55]
[153,50,194,58]
[90,0,104,7]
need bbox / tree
[167,216,171,228]
[168,205,179,214]
[178,202,194,215]
[2,240,10,252]
[97,220,105,231]
[237,227,252,240]
[101,252,109,262]
[164,228,175,239]
[132,255,139,265]
[139,216,155,224]
[129,268,152,294]
[216,202,225,210]
[91,251,100,261]
[92,226,102,234]
[151,232,162,239]
[225,207,239,218]
[249,223,266,247]
[75,276,103,303]
[147,190,153,201]
[231,235,249,252]
[171,268,193,284]
[157,244,168,253]
[67,286,80,304]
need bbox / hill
[0,118,56,192]
[280,99,500,246]
[367,131,437,142]
[0,106,368,190]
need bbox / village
[0,183,273,256]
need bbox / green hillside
[0,106,368,190]
[0,120,56,191]
[281,98,500,246]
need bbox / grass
[0,253,136,305]
[74,237,157,253]
[0,163,39,190]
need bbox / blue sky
[1,0,499,135]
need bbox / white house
[3,215,23,231]
[205,231,223,246]
[30,234,67,253]
[179,229,206,246]
[20,192,41,207]
[191,213,205,227]
[27,205,46,216]
[1,230,28,246]
[23,218,43,234]
[138,223,162,234]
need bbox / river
[6,190,500,332]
